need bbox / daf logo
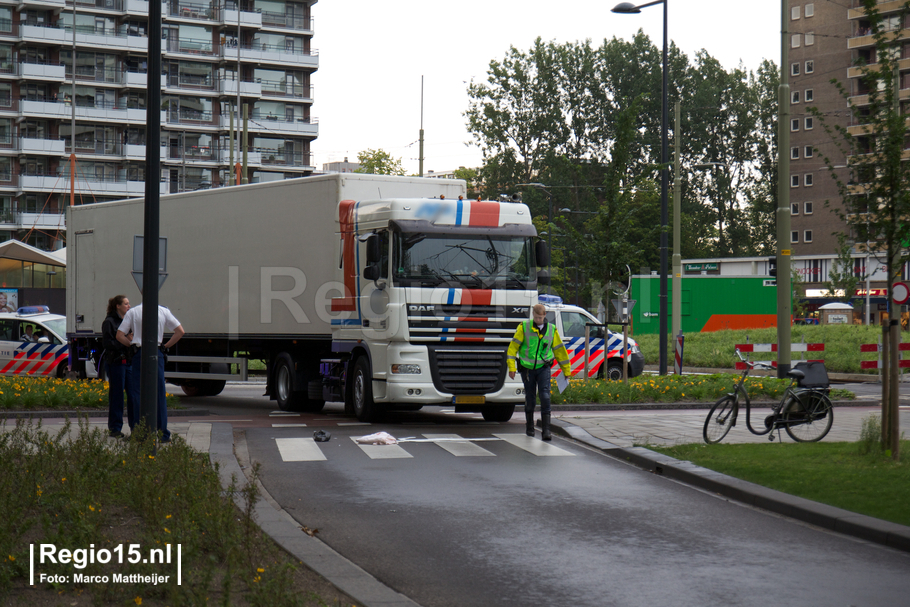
[409,305,435,312]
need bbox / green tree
[825,234,864,306]
[354,149,406,175]
[811,0,910,458]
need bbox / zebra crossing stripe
[351,437,413,459]
[275,438,326,462]
[421,434,495,457]
[494,433,576,456]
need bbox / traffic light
[768,256,777,277]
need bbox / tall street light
[612,0,670,374]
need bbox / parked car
[0,306,69,378]
[538,295,645,381]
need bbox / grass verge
[0,417,357,606]
[647,435,910,527]
[0,377,179,411]
[550,374,854,405]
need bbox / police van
[539,295,644,381]
[0,306,69,378]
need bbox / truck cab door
[359,231,392,335]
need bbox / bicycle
[703,349,834,444]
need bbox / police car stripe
[39,351,69,376]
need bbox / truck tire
[274,353,307,412]
[481,404,515,422]
[181,380,226,397]
[351,357,381,422]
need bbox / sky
[312,1,781,175]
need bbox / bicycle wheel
[784,391,833,442]
[704,395,737,444]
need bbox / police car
[0,306,69,378]
[539,295,645,381]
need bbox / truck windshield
[393,233,533,288]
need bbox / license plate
[453,395,485,405]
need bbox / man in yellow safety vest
[507,303,571,440]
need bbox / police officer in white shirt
[116,303,185,442]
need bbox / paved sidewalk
[553,405,908,447]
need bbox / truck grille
[428,345,506,394]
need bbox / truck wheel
[481,404,515,422]
[352,357,380,422]
[606,360,624,381]
[182,380,226,397]
[274,353,306,412]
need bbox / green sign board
[684,263,718,271]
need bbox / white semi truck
[66,174,549,422]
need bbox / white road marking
[275,438,326,462]
[421,434,495,456]
[271,423,308,428]
[494,433,576,457]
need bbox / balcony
[258,79,311,100]
[21,173,167,196]
[164,72,217,93]
[248,114,318,137]
[258,150,310,169]
[259,11,311,32]
[219,77,261,97]
[164,37,218,58]
[223,7,261,28]
[17,212,65,231]
[20,23,67,44]
[229,42,318,69]
[19,62,66,82]
[168,144,219,162]
[126,0,148,13]
[19,137,66,155]
[219,147,260,165]
[69,0,124,10]
[62,26,148,53]
[124,143,169,160]
[848,0,907,20]
[124,70,166,88]
[164,107,218,128]
[19,0,66,10]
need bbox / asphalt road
[180,384,910,607]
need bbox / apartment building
[0,0,317,250]
[788,0,910,281]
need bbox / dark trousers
[107,359,135,432]
[522,365,552,415]
[128,348,169,440]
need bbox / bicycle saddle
[787,369,806,380]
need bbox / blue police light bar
[18,306,49,314]
[537,294,563,305]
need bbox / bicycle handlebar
[734,348,773,370]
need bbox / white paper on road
[556,372,569,394]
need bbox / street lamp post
[613,0,670,375]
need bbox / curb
[549,417,910,554]
[547,399,859,412]
[644,365,877,384]
[0,407,209,420]
[208,423,421,607]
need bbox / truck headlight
[391,364,421,374]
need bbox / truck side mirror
[363,263,380,281]
[365,234,380,264]
[536,269,551,285]
[535,240,550,267]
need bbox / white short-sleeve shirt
[119,304,181,347]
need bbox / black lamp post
[612,0,669,375]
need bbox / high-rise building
[0,0,318,250]
[788,0,909,258]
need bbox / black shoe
[160,436,171,444]
[541,413,552,442]
[525,412,535,437]
[109,431,125,438]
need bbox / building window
[792,90,800,104]
[805,173,814,187]
[804,230,813,243]
[791,34,801,48]
[791,118,800,131]
[806,3,814,17]
[791,63,800,76]
[806,32,815,46]
[805,145,814,158]
[791,175,800,188]
[791,231,799,243]
[805,60,814,73]
[805,117,814,130]
[791,5,800,20]
[791,147,800,159]
[805,89,814,102]
[792,202,800,215]
[805,201,813,214]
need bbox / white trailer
[67,174,548,421]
